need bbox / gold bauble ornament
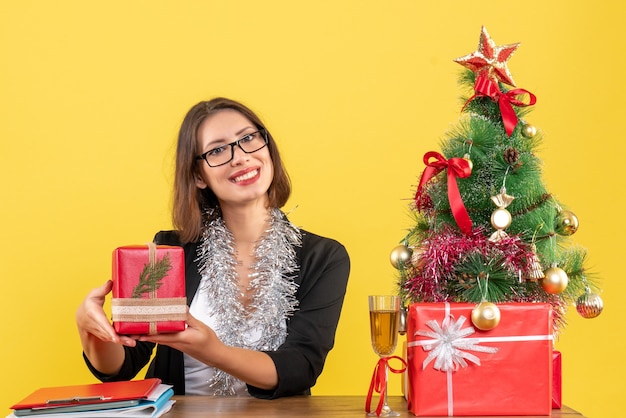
[463,153,473,171]
[491,208,512,230]
[521,123,537,138]
[390,244,412,269]
[576,290,603,319]
[541,266,569,294]
[471,301,501,330]
[555,210,579,236]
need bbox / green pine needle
[131,252,173,298]
[450,251,515,303]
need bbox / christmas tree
[392,27,603,333]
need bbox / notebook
[10,378,162,412]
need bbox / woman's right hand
[76,280,136,347]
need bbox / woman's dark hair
[172,97,291,243]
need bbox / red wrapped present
[112,244,186,335]
[552,350,562,409]
[406,302,553,416]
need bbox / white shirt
[183,287,266,396]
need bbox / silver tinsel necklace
[196,207,301,395]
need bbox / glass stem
[382,362,391,413]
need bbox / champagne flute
[368,295,401,417]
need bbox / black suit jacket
[85,228,350,399]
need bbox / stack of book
[8,378,174,418]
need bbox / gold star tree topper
[454,26,520,87]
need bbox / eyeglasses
[196,129,269,167]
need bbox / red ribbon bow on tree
[414,151,473,235]
[365,356,407,417]
[468,73,537,136]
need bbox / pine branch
[131,252,173,298]
[450,251,513,302]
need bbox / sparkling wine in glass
[368,295,400,417]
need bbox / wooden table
[167,396,586,417]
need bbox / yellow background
[1,1,624,417]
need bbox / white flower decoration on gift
[417,314,499,372]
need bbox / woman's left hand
[136,310,226,367]
[137,309,278,390]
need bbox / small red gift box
[552,350,562,409]
[112,244,186,335]
[406,302,553,416]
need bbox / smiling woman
[75,97,351,399]
[193,108,275,215]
